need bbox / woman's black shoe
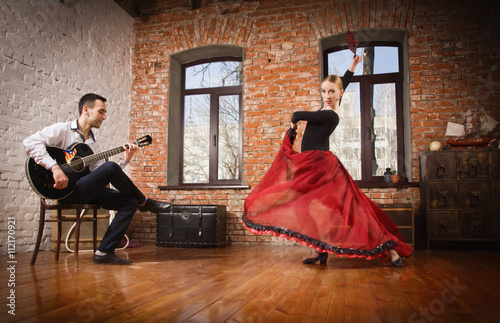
[303,252,328,265]
[390,256,404,268]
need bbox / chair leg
[31,201,46,266]
[55,209,62,261]
[93,209,98,253]
[74,208,84,267]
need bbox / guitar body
[25,134,152,200]
[26,143,94,200]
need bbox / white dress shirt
[23,119,127,171]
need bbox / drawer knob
[438,222,448,237]
[437,191,448,206]
[468,159,478,177]
[436,164,447,177]
[470,190,480,207]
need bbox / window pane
[371,83,397,176]
[183,94,210,183]
[218,95,240,180]
[373,47,399,74]
[327,46,399,76]
[185,61,243,89]
[330,82,362,180]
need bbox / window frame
[323,41,405,184]
[179,57,244,188]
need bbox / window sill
[159,185,250,191]
[356,181,420,189]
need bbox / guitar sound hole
[70,156,85,172]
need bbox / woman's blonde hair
[322,75,343,89]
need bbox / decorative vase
[429,141,442,151]
[384,168,392,183]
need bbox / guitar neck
[81,144,130,166]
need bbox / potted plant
[390,170,401,183]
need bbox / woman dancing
[243,55,413,267]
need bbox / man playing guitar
[24,93,171,265]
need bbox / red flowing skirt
[243,130,413,261]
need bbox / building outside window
[324,41,405,183]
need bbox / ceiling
[112,0,220,17]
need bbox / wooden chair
[31,198,99,267]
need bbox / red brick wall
[126,0,499,246]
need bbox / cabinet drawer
[494,213,500,239]
[420,151,457,182]
[427,211,460,240]
[426,182,458,209]
[461,211,494,239]
[458,151,490,180]
[377,203,414,246]
[494,182,500,210]
[458,181,491,210]
[491,152,500,180]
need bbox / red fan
[346,30,358,57]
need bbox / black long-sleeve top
[291,70,353,152]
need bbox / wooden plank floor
[1,243,500,323]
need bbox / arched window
[321,30,411,184]
[182,58,243,185]
[165,45,245,189]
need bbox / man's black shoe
[93,253,133,265]
[138,198,171,213]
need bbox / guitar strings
[55,141,144,171]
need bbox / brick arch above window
[164,17,253,52]
[307,2,415,38]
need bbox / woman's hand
[348,55,362,72]
[353,55,362,64]
[290,122,298,130]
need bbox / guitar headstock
[135,134,153,147]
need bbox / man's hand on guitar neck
[51,164,69,189]
[123,142,139,163]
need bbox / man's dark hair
[78,93,107,115]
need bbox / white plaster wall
[0,0,134,254]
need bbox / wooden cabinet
[420,149,500,247]
[377,203,414,247]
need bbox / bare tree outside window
[330,82,361,179]
[218,95,240,180]
[183,94,210,183]
[186,61,242,89]
[372,83,397,176]
[327,45,403,182]
[182,59,243,185]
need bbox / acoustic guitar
[25,135,152,200]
